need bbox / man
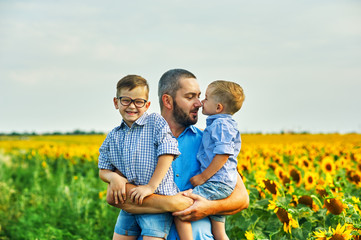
[106,69,249,239]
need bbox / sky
[1,0,360,134]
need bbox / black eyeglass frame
[116,96,148,108]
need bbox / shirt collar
[206,114,232,126]
[119,112,149,129]
[178,125,198,139]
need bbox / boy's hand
[129,185,155,205]
[109,174,128,205]
[190,174,206,187]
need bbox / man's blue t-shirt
[167,126,214,240]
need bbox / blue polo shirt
[167,126,214,240]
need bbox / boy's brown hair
[208,80,245,115]
[116,75,149,98]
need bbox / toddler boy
[189,80,245,240]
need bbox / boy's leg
[174,217,193,240]
[192,183,232,240]
[210,219,229,240]
[142,237,164,240]
[114,211,141,239]
[113,233,137,240]
[137,213,173,239]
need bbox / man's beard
[173,100,198,127]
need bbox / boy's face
[113,86,150,127]
[201,86,219,116]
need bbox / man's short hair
[158,69,196,109]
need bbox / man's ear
[113,97,119,109]
[216,103,224,113]
[162,94,173,110]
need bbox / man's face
[172,77,202,127]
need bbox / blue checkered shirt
[98,112,180,195]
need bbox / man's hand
[108,174,128,205]
[129,185,154,205]
[190,174,206,187]
[172,190,214,221]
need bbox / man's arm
[106,183,194,214]
[173,173,249,221]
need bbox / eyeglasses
[117,97,147,108]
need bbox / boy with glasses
[98,75,191,240]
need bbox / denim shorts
[114,210,173,239]
[193,181,233,222]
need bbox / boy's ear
[113,97,119,109]
[145,101,151,110]
[216,103,224,113]
[162,94,173,110]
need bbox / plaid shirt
[98,112,180,195]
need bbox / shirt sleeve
[98,133,116,171]
[153,114,181,158]
[210,120,237,155]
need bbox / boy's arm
[173,173,249,221]
[107,183,194,213]
[129,154,174,205]
[190,154,229,187]
[99,169,128,204]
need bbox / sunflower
[350,224,361,240]
[324,197,348,215]
[298,155,312,170]
[268,201,299,234]
[351,171,361,185]
[313,228,328,240]
[313,223,352,240]
[245,230,254,240]
[321,156,336,175]
[292,195,319,212]
[298,195,313,208]
[276,207,299,234]
[274,166,286,181]
[290,168,302,186]
[336,156,348,170]
[263,179,278,195]
[304,171,318,190]
[98,189,107,199]
[330,223,352,240]
[316,185,328,198]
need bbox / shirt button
[176,174,179,177]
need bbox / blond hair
[208,80,245,115]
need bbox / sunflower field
[0,134,361,240]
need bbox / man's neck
[162,110,186,138]
[168,121,186,138]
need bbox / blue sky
[1,1,360,133]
